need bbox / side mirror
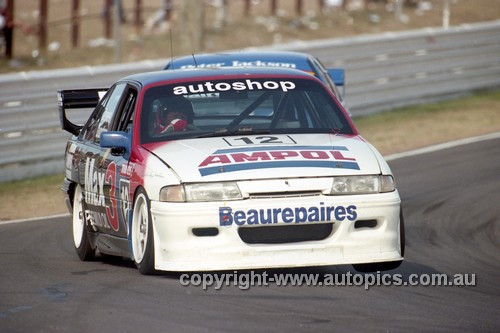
[327,68,345,100]
[327,68,345,86]
[100,131,131,159]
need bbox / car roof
[121,66,317,86]
[165,51,313,71]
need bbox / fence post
[443,0,450,29]
[165,0,173,22]
[113,0,121,63]
[295,0,303,16]
[134,0,142,33]
[39,0,48,51]
[244,0,251,16]
[318,0,325,13]
[71,0,80,48]
[104,0,112,39]
[270,0,277,16]
[3,0,14,58]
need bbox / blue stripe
[199,160,360,176]
[214,145,348,154]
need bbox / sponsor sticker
[179,60,297,70]
[219,203,357,226]
[173,79,296,95]
[198,145,359,176]
[84,157,131,232]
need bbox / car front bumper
[150,191,402,271]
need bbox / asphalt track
[1,137,499,332]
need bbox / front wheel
[131,188,156,275]
[72,184,95,261]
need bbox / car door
[77,82,132,237]
[96,84,138,239]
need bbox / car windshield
[140,77,353,144]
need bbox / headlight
[159,185,185,202]
[160,182,242,202]
[330,175,395,195]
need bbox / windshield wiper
[194,128,271,138]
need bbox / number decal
[255,136,283,144]
[225,135,295,146]
[119,179,131,232]
[233,137,254,144]
[229,136,285,145]
[105,162,119,231]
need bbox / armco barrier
[1,20,499,182]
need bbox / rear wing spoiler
[58,88,108,135]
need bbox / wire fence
[2,0,454,60]
[1,0,335,58]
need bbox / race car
[164,51,346,106]
[59,67,404,275]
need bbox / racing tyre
[72,184,95,261]
[352,208,405,272]
[131,188,156,275]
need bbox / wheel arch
[62,178,77,211]
[127,184,148,253]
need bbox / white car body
[143,134,402,271]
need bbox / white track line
[384,131,500,161]
[0,213,70,226]
[2,131,500,225]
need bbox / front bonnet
[142,134,382,183]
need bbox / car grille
[238,223,334,244]
[248,191,322,199]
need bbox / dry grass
[356,90,500,154]
[1,0,500,73]
[0,173,66,221]
[1,89,499,221]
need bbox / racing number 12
[234,136,283,144]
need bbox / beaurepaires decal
[219,202,357,226]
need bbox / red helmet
[157,96,194,125]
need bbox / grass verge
[355,90,500,155]
[1,90,499,221]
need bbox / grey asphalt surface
[1,137,499,332]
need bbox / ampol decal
[198,145,359,176]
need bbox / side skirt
[88,232,130,258]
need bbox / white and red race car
[59,67,404,275]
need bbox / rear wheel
[353,208,405,272]
[72,184,95,261]
[131,188,156,275]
